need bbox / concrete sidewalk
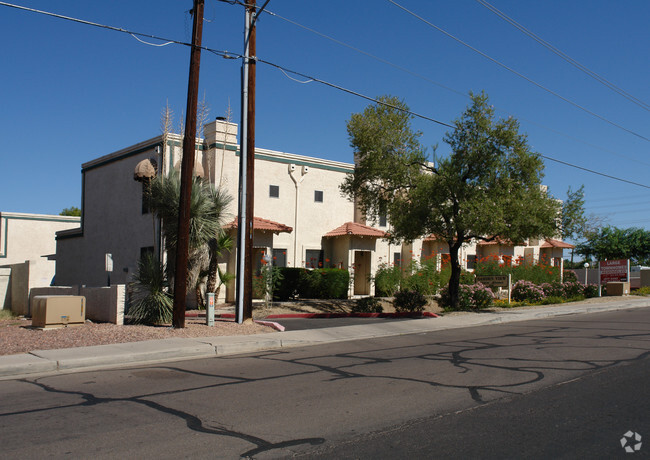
[2,297,649,380]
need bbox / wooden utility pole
[173,0,204,328]
[236,0,257,323]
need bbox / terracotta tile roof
[324,222,387,238]
[227,216,293,234]
[477,237,525,246]
[540,238,575,249]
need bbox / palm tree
[148,169,232,305]
[206,233,235,302]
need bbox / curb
[186,312,439,319]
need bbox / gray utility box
[32,296,86,329]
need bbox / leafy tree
[59,206,81,217]
[561,185,587,241]
[342,92,560,309]
[576,226,650,265]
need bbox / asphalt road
[1,307,649,459]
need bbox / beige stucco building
[55,119,567,302]
[1,212,80,313]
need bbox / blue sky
[1,0,649,238]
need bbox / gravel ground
[0,315,272,356]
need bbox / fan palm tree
[148,169,232,302]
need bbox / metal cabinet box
[32,296,86,329]
[606,282,630,296]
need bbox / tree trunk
[447,242,462,309]
[206,239,218,293]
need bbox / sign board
[105,253,113,272]
[476,275,510,288]
[599,259,629,283]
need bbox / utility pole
[236,0,256,323]
[173,0,204,329]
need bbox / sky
[1,0,649,243]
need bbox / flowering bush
[540,282,563,298]
[512,280,545,302]
[439,282,495,310]
[562,281,584,299]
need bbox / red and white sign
[599,259,629,283]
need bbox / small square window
[314,190,323,203]
[379,215,387,227]
[269,185,279,198]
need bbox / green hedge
[274,267,350,300]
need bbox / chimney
[204,117,238,146]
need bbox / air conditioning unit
[32,296,86,329]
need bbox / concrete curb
[1,297,649,380]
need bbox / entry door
[354,251,371,295]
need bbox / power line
[475,0,650,112]
[257,58,455,129]
[386,0,650,143]
[0,1,239,59]
[540,154,650,190]
[3,1,649,191]
[251,4,650,168]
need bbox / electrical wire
[2,1,648,191]
[254,4,650,167]
[539,154,650,189]
[0,1,238,59]
[256,57,454,129]
[475,0,650,112]
[386,0,650,143]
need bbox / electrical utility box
[32,296,86,329]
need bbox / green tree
[59,206,81,216]
[561,185,587,240]
[576,226,650,265]
[148,169,232,305]
[342,92,560,309]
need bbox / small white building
[55,118,566,303]
[1,212,80,313]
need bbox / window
[466,254,477,270]
[314,190,323,203]
[269,185,279,198]
[305,249,323,269]
[393,252,401,267]
[379,215,387,227]
[272,248,287,267]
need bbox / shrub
[127,254,173,325]
[274,267,303,300]
[393,289,427,313]
[374,263,402,297]
[583,283,599,298]
[439,283,495,310]
[352,296,383,313]
[299,268,350,299]
[512,280,545,302]
[541,296,565,305]
[632,286,650,296]
[562,281,584,299]
[540,282,563,298]
[563,270,578,282]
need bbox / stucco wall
[0,212,79,266]
[55,138,162,287]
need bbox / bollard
[206,293,215,326]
